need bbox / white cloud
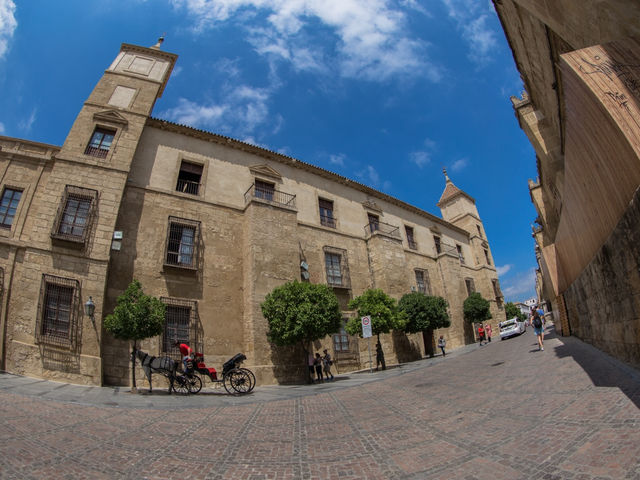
[410,151,430,168]
[501,267,537,302]
[450,157,468,172]
[329,153,346,167]
[495,264,512,276]
[0,121,4,134]
[172,0,441,82]
[0,0,17,60]
[18,109,37,132]
[440,0,498,64]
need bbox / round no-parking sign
[361,316,372,338]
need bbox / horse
[132,348,178,393]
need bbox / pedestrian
[437,335,446,356]
[314,352,323,382]
[375,342,386,371]
[308,351,315,383]
[322,348,334,380]
[477,323,485,346]
[485,323,492,343]
[532,309,545,351]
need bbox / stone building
[0,39,502,387]
[493,1,640,368]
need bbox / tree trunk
[131,340,137,393]
[376,334,386,371]
[423,328,435,358]
[303,341,313,384]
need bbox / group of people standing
[476,323,493,345]
[308,349,334,382]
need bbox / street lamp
[84,296,95,322]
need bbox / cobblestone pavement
[1,325,639,479]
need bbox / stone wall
[564,185,640,369]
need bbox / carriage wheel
[238,368,256,393]
[173,375,190,395]
[223,368,252,394]
[187,374,202,394]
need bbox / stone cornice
[146,117,470,237]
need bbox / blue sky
[0,0,538,302]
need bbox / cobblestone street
[1,326,639,479]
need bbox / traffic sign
[361,316,372,338]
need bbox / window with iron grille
[161,297,199,357]
[165,216,201,270]
[415,269,431,295]
[51,186,98,244]
[176,161,203,195]
[465,278,475,297]
[319,198,336,228]
[433,235,441,254]
[405,226,417,249]
[324,246,350,288]
[368,213,379,232]
[333,320,350,352]
[85,127,115,158]
[457,245,465,264]
[36,274,79,347]
[255,179,275,201]
[0,187,22,229]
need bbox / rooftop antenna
[442,167,450,182]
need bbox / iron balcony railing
[176,179,200,195]
[244,184,297,210]
[364,220,400,239]
[320,214,337,228]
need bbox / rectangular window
[457,245,465,264]
[0,187,22,229]
[333,321,350,352]
[465,278,475,296]
[405,226,417,249]
[85,127,115,158]
[415,269,431,295]
[176,161,203,195]
[165,217,201,270]
[368,214,379,232]
[255,179,275,201]
[36,274,79,347]
[319,198,336,228]
[161,297,199,358]
[51,186,98,244]
[325,252,342,286]
[477,224,483,237]
[433,236,441,254]
[484,248,491,265]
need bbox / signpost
[361,316,373,372]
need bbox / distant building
[0,39,502,387]
[494,1,640,369]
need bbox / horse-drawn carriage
[133,349,255,395]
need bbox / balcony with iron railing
[244,183,297,210]
[176,179,200,195]
[364,220,401,240]
[320,214,337,228]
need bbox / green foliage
[398,292,451,333]
[504,302,526,322]
[261,281,342,347]
[103,280,166,341]
[345,289,406,337]
[463,292,492,324]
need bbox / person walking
[437,335,446,357]
[314,352,324,382]
[322,349,334,381]
[375,342,386,371]
[532,310,545,350]
[485,323,492,343]
[477,323,485,346]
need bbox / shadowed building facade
[493,1,640,368]
[0,39,502,387]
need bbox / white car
[499,317,527,340]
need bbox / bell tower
[57,37,177,171]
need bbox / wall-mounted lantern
[85,296,96,322]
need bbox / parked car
[499,317,527,340]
